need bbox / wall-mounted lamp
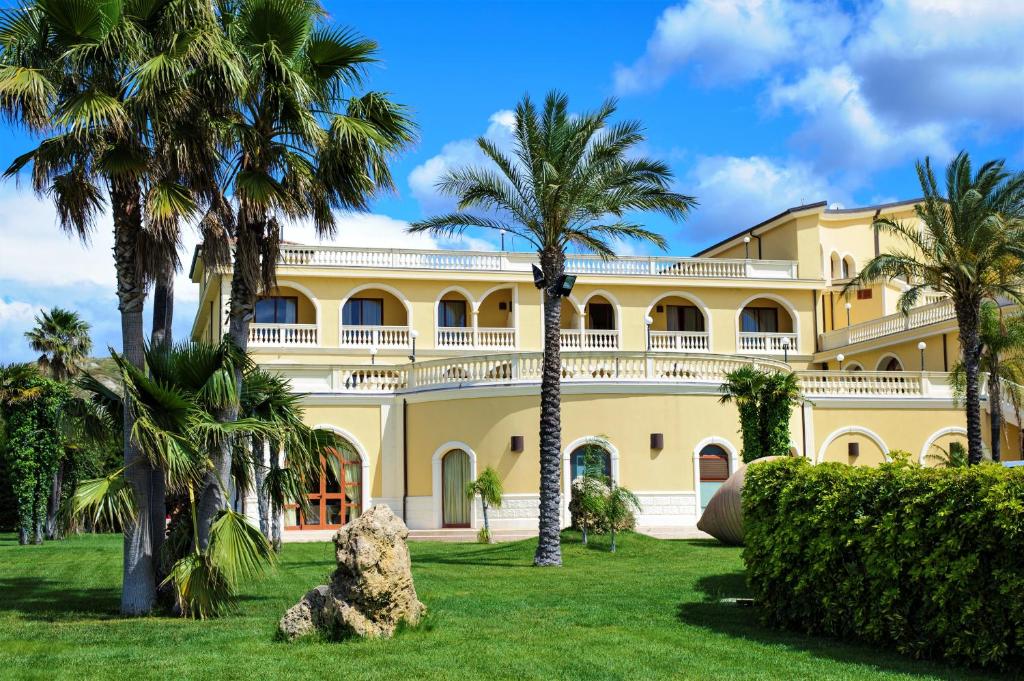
[845,301,852,326]
[511,435,524,453]
[650,433,664,450]
[918,341,927,371]
[408,329,419,362]
[644,315,654,351]
[848,442,860,458]
[837,353,845,371]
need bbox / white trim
[310,424,372,514]
[562,436,620,528]
[919,426,968,464]
[735,292,801,353]
[692,436,739,509]
[875,352,904,371]
[816,426,889,464]
[339,282,414,327]
[431,441,478,529]
[643,291,713,350]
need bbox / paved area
[282,526,712,543]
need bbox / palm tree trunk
[112,179,156,615]
[988,360,1002,462]
[253,436,270,538]
[610,528,617,553]
[45,458,66,540]
[958,300,985,465]
[150,267,173,570]
[482,500,490,542]
[534,249,564,567]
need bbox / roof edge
[692,201,827,257]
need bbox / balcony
[248,323,318,347]
[340,325,411,348]
[559,329,620,350]
[737,332,798,355]
[277,245,799,280]
[650,330,710,352]
[819,298,955,351]
[435,327,516,349]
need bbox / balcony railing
[435,327,516,349]
[248,323,318,347]
[340,325,411,348]
[798,371,953,399]
[820,298,955,351]
[737,331,799,354]
[277,245,799,280]
[559,329,620,350]
[650,330,710,352]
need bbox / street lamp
[837,353,845,371]
[743,235,751,259]
[408,329,419,362]
[845,301,852,326]
[369,346,377,365]
[644,315,654,351]
[781,338,790,363]
[918,341,927,371]
[500,229,506,251]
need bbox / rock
[697,456,785,546]
[278,505,426,640]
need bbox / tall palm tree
[410,91,695,566]
[194,0,414,547]
[846,152,1024,464]
[0,0,237,614]
[25,306,92,539]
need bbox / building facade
[189,199,1021,537]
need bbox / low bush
[743,457,1024,670]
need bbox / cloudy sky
[1,0,1022,361]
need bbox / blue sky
[1,0,1022,360]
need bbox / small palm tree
[719,366,767,462]
[761,371,802,458]
[925,440,969,468]
[466,466,503,543]
[846,152,1024,464]
[606,482,641,554]
[411,91,695,566]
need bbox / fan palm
[0,0,238,614]
[719,366,767,463]
[466,466,503,544]
[845,152,1024,464]
[196,0,414,544]
[410,91,694,566]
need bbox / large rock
[279,505,426,640]
[697,456,784,546]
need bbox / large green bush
[743,457,1024,669]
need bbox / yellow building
[189,199,1018,537]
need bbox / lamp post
[782,338,790,364]
[369,346,377,365]
[837,353,845,371]
[845,301,852,326]
[744,235,751,259]
[408,329,419,363]
[918,341,927,371]
[500,229,505,251]
[644,315,653,351]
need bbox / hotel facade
[189,199,1021,537]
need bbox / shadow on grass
[676,570,1006,681]
[0,578,121,621]
[411,540,532,568]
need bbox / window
[438,299,467,327]
[284,447,362,530]
[587,302,615,330]
[442,450,472,527]
[255,296,297,324]
[879,356,903,372]
[571,445,611,480]
[699,444,730,481]
[856,289,873,300]
[342,297,383,326]
[740,307,779,333]
[667,305,705,332]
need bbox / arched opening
[842,255,856,278]
[250,284,319,346]
[340,286,410,347]
[738,297,797,354]
[441,449,472,527]
[476,287,515,348]
[698,444,730,511]
[830,252,841,280]
[284,444,362,530]
[583,294,618,349]
[569,442,612,481]
[648,294,709,351]
[845,362,864,372]
[559,299,582,349]
[436,290,472,348]
[877,355,904,371]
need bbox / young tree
[411,92,694,565]
[466,466,503,543]
[605,482,641,554]
[846,153,1024,464]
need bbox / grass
[0,531,1011,680]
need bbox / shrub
[743,458,1024,669]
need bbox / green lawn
[0,532,1009,680]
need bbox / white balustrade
[476,327,516,349]
[248,323,318,347]
[337,367,407,392]
[737,332,799,354]
[820,299,956,350]
[559,329,582,349]
[436,327,475,348]
[649,331,710,352]
[340,325,410,348]
[798,371,928,398]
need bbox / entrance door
[698,444,730,511]
[442,449,471,527]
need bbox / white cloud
[408,110,516,213]
[613,0,850,93]
[683,155,847,242]
[0,298,39,328]
[284,212,497,252]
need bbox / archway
[737,295,798,354]
[646,292,711,351]
[693,437,739,512]
[283,435,364,530]
[877,354,904,371]
[339,284,412,347]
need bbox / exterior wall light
[369,346,377,365]
[650,433,664,450]
[511,435,524,453]
[744,235,751,259]
[848,442,860,458]
[837,353,845,371]
[918,341,927,371]
[781,338,790,363]
[644,315,654,351]
[408,329,419,362]
[845,301,852,326]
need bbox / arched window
[842,256,855,278]
[284,446,362,530]
[442,449,472,527]
[878,356,903,371]
[570,443,611,480]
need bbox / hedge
[743,457,1024,670]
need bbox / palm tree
[951,302,1024,461]
[606,483,641,554]
[466,466,503,544]
[195,0,415,546]
[760,371,801,458]
[0,0,236,614]
[410,91,694,566]
[25,306,92,539]
[719,366,767,463]
[846,152,1024,464]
